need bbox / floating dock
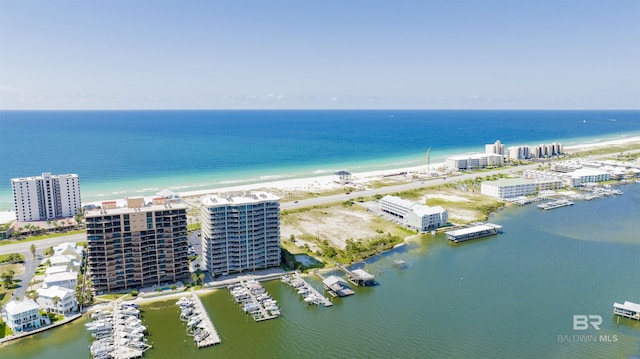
[336,264,377,286]
[282,272,333,307]
[178,291,221,348]
[445,223,502,243]
[613,301,640,321]
[229,280,280,322]
[537,199,574,210]
[87,301,151,359]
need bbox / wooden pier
[537,199,574,210]
[282,271,333,307]
[188,291,221,348]
[336,264,376,286]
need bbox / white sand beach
[175,135,640,201]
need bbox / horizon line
[1,108,639,112]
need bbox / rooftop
[614,301,640,312]
[4,299,39,314]
[202,191,279,207]
[85,196,186,217]
[483,178,534,187]
[37,285,75,299]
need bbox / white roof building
[404,205,448,231]
[201,191,281,277]
[445,153,504,170]
[45,266,70,276]
[379,195,448,231]
[480,178,537,200]
[48,254,81,272]
[43,271,78,290]
[11,172,81,222]
[565,168,610,187]
[36,285,78,314]
[53,242,83,260]
[2,299,47,333]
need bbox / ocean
[1,110,639,210]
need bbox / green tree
[43,246,54,257]
[1,269,15,288]
[30,244,37,259]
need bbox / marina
[229,279,280,322]
[86,302,151,359]
[281,272,333,307]
[176,292,221,348]
[445,223,503,243]
[614,301,640,321]
[537,199,574,210]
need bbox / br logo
[573,315,602,330]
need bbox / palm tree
[52,296,61,314]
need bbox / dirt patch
[0,263,25,275]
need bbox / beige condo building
[85,196,189,294]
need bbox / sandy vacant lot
[282,207,381,250]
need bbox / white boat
[187,316,202,327]
[85,321,112,332]
[121,307,140,316]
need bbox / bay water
[1,183,638,358]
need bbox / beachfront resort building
[445,153,504,171]
[200,191,281,277]
[36,285,78,314]
[507,143,563,160]
[85,196,190,294]
[480,178,537,200]
[11,172,81,222]
[485,140,505,156]
[379,195,448,231]
[2,299,48,333]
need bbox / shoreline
[1,134,639,219]
[172,135,640,201]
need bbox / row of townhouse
[1,242,82,333]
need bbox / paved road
[281,163,540,210]
[1,233,86,299]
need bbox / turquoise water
[1,110,639,210]
[1,183,638,358]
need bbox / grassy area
[0,319,12,338]
[187,223,201,231]
[0,229,85,246]
[95,293,130,301]
[0,253,25,264]
[567,143,640,157]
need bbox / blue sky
[1,0,639,109]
